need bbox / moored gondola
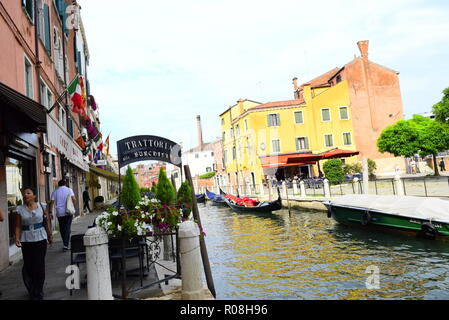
[195,193,206,203]
[206,189,227,205]
[221,189,282,213]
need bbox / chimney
[196,115,203,150]
[357,40,369,61]
[292,77,299,99]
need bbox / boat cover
[329,194,449,223]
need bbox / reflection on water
[199,202,449,300]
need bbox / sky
[78,0,449,159]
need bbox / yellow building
[220,80,359,187]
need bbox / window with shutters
[324,134,333,148]
[24,57,33,99]
[267,114,280,127]
[37,1,51,54]
[22,0,35,23]
[321,108,331,122]
[343,132,352,145]
[296,137,309,151]
[272,139,281,153]
[294,111,304,124]
[339,106,349,120]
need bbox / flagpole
[47,74,80,114]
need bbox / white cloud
[78,0,449,156]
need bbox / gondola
[195,193,206,203]
[221,189,282,213]
[205,189,227,206]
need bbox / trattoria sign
[117,135,182,168]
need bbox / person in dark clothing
[439,159,446,172]
[83,187,92,213]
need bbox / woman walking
[15,187,53,300]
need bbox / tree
[177,181,193,219]
[121,165,141,210]
[432,87,449,123]
[155,167,176,205]
[323,159,345,183]
[377,115,449,175]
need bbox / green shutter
[44,4,51,52]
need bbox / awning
[89,165,119,182]
[0,81,47,132]
[259,149,359,168]
[260,153,323,168]
[320,148,359,159]
[46,115,89,172]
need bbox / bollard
[179,221,206,300]
[394,174,404,196]
[353,177,362,194]
[259,183,265,197]
[282,181,288,198]
[324,179,330,198]
[300,180,306,198]
[293,179,299,195]
[83,227,113,300]
[163,234,174,261]
[267,180,272,201]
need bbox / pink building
[0,0,97,270]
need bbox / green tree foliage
[155,168,176,205]
[343,163,362,175]
[199,172,216,179]
[150,182,157,194]
[323,159,345,183]
[121,166,141,210]
[377,115,449,175]
[177,181,193,219]
[432,87,449,124]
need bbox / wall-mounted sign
[117,135,182,168]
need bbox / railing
[199,175,449,199]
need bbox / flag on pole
[104,134,110,156]
[67,74,86,116]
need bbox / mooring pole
[184,165,216,298]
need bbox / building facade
[0,0,115,270]
[220,40,405,187]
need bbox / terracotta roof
[299,68,340,88]
[247,99,305,111]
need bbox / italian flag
[67,75,86,115]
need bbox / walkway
[0,210,164,300]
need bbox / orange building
[293,40,405,171]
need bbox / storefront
[46,114,89,217]
[0,82,47,270]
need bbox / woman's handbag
[66,194,76,216]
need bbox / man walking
[439,159,446,172]
[50,179,76,251]
[82,187,92,213]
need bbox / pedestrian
[410,159,416,174]
[439,159,446,172]
[14,187,53,300]
[82,186,92,213]
[50,179,76,251]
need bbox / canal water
[198,202,449,300]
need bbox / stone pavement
[0,210,164,300]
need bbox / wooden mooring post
[184,165,216,298]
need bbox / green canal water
[199,202,449,300]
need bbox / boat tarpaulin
[330,194,449,224]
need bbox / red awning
[320,148,359,159]
[259,149,359,168]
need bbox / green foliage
[121,166,141,210]
[377,119,421,157]
[368,158,377,175]
[323,159,345,183]
[199,171,216,179]
[150,183,157,194]
[155,168,176,205]
[140,187,151,193]
[343,163,362,175]
[177,181,193,219]
[377,115,449,175]
[432,87,449,124]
